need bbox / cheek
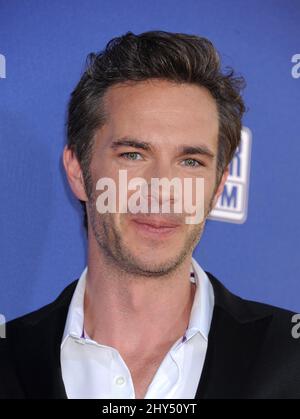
[204,187,214,205]
[116,212,129,233]
[204,174,218,199]
[182,177,215,217]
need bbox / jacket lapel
[195,273,273,399]
[10,281,78,399]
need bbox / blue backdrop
[0,0,300,321]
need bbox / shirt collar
[61,267,87,345]
[187,257,214,341]
[61,257,214,347]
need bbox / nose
[142,160,180,210]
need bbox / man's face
[86,79,225,276]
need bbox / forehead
[99,79,219,151]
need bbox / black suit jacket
[1,272,300,399]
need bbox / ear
[211,165,229,210]
[63,146,88,202]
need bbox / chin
[125,250,183,275]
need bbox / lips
[130,215,182,238]
[130,215,181,229]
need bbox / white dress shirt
[61,257,214,399]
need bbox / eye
[182,158,204,167]
[119,152,143,161]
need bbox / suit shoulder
[206,271,299,335]
[5,279,78,332]
[238,295,297,320]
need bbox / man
[1,30,300,399]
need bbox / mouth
[130,215,182,238]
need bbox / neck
[84,232,196,356]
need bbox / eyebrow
[110,137,215,159]
[177,145,215,160]
[110,138,152,152]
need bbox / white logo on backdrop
[0,54,6,79]
[291,54,300,79]
[209,126,252,224]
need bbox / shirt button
[115,376,126,386]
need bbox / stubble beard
[87,191,215,279]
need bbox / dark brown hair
[66,30,246,230]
